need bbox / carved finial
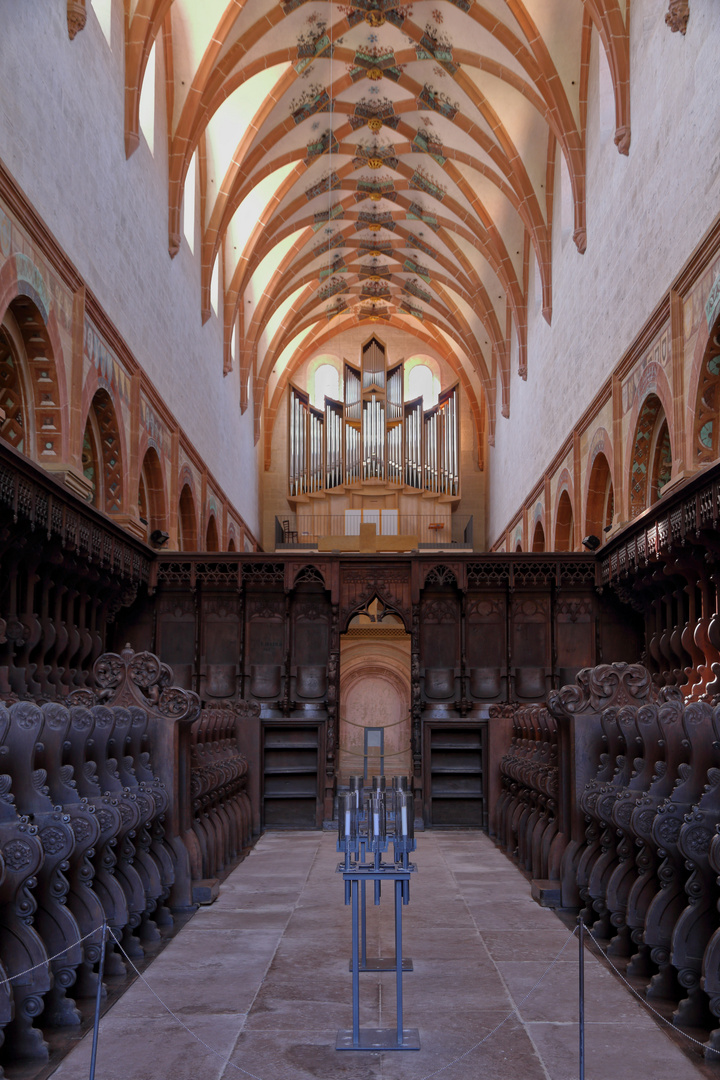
[67,0,87,39]
[665,0,689,34]
[573,227,587,254]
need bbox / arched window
[312,363,339,407]
[586,451,614,541]
[408,364,439,408]
[178,484,198,551]
[227,536,237,552]
[532,520,545,552]
[555,490,574,551]
[206,515,219,551]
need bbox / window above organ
[288,337,459,499]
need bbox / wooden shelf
[262,723,321,828]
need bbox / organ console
[288,337,459,498]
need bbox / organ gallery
[0,0,719,1076]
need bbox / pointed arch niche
[532,519,546,552]
[178,483,198,551]
[339,594,411,784]
[206,515,219,552]
[693,315,720,465]
[629,394,672,518]
[555,489,574,551]
[138,446,167,541]
[0,292,65,464]
[82,389,123,513]
[586,451,614,541]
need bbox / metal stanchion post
[351,880,360,1046]
[395,878,403,1045]
[88,920,108,1080]
[578,917,585,1080]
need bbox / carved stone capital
[67,0,87,40]
[665,0,689,34]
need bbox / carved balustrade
[533,661,720,1055]
[0,645,258,1067]
[495,703,559,883]
[185,703,253,884]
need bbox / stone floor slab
[47,830,712,1080]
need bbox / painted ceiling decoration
[116,0,633,446]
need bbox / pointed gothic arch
[138,445,167,539]
[586,450,614,541]
[206,514,219,552]
[178,483,199,551]
[629,393,672,518]
[82,388,123,513]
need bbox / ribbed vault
[123,0,630,443]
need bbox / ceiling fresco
[123,0,631,443]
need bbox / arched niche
[227,536,237,552]
[586,450,614,540]
[0,318,32,455]
[629,393,671,518]
[532,519,545,552]
[178,483,198,551]
[206,514,219,552]
[0,291,65,462]
[693,316,720,464]
[138,446,167,539]
[82,388,123,513]
[555,489,574,551]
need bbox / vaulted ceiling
[123,0,630,443]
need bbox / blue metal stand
[349,875,413,972]
[336,779,419,1052]
[336,862,419,1051]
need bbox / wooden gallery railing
[0,645,253,1067]
[496,661,720,1055]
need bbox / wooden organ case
[288,338,460,541]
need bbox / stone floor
[48,831,715,1080]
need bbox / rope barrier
[1,894,715,1077]
[341,745,412,759]
[340,713,411,729]
[415,925,579,1080]
[0,925,104,987]
[108,929,267,1080]
[103,919,581,1080]
[584,924,716,1055]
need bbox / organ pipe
[288,360,459,499]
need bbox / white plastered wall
[488,0,720,544]
[0,1,259,535]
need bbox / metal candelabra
[336,775,420,1051]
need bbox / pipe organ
[289,338,459,497]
